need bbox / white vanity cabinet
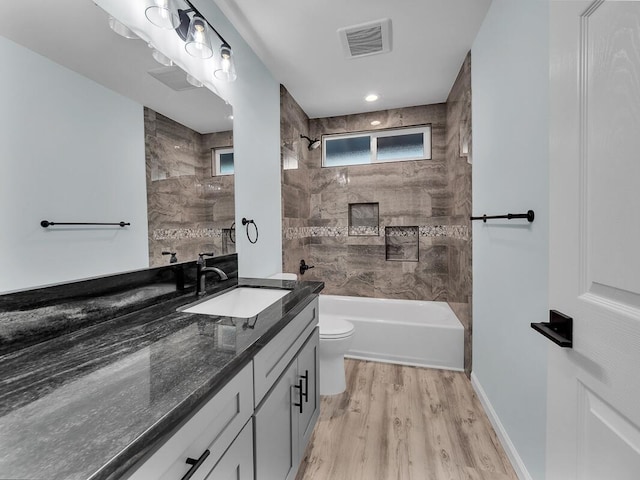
[125,363,254,480]
[125,296,320,480]
[254,299,320,480]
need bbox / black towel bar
[470,210,534,223]
[41,220,130,228]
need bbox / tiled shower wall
[145,108,235,267]
[445,53,473,374]
[281,85,312,273]
[281,54,472,372]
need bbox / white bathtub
[319,294,464,371]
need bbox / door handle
[531,310,573,348]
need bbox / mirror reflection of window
[213,147,234,175]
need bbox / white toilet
[268,272,355,396]
[319,315,355,396]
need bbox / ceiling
[0,0,232,134]
[215,0,492,118]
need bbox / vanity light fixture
[144,0,237,82]
[365,94,379,102]
[214,43,237,81]
[185,15,213,59]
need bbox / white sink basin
[182,287,289,318]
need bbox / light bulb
[185,16,213,59]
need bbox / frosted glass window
[377,133,425,161]
[213,147,234,175]
[324,135,371,167]
[322,125,431,167]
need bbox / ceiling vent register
[338,18,392,59]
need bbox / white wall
[0,36,148,293]
[471,1,549,479]
[197,0,282,278]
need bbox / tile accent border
[283,225,469,240]
[152,228,225,240]
[348,226,380,236]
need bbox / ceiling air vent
[147,66,197,91]
[338,18,392,59]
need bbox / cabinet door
[253,299,318,407]
[203,420,253,480]
[254,361,299,480]
[297,329,320,449]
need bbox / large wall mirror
[0,0,235,292]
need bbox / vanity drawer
[253,298,318,407]
[126,363,253,480]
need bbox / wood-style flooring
[296,360,517,480]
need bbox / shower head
[300,134,321,151]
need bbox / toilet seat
[320,316,354,339]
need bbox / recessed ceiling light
[370,120,381,126]
[365,94,379,102]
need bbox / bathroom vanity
[0,256,323,480]
[127,297,320,480]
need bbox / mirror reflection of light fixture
[214,43,237,82]
[108,16,139,39]
[150,46,174,66]
[145,0,180,30]
[185,15,213,59]
[186,74,204,88]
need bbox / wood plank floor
[296,360,517,480]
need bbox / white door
[548,1,640,479]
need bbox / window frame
[212,147,234,176]
[322,125,432,168]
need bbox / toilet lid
[320,316,354,338]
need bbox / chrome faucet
[196,253,228,296]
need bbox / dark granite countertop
[0,278,323,480]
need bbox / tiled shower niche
[348,203,379,236]
[385,226,419,262]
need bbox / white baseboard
[470,372,533,480]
